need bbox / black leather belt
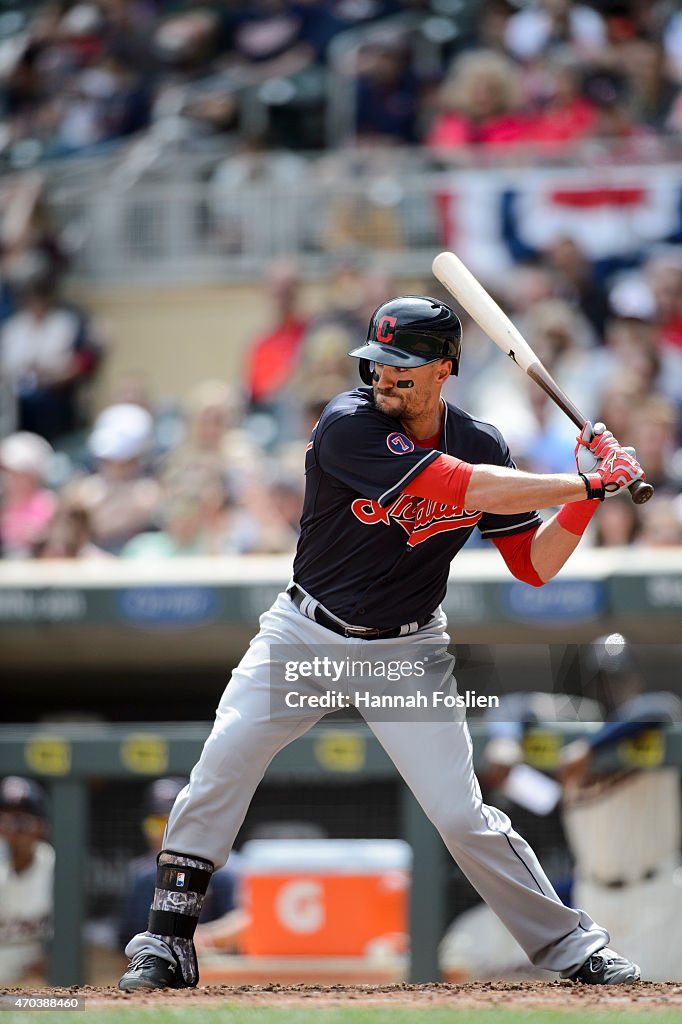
[287,584,430,641]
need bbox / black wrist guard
[580,472,605,501]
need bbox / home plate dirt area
[2,981,681,1011]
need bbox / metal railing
[39,147,682,286]
[48,163,446,284]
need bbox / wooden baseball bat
[432,251,653,505]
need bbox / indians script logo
[351,494,482,546]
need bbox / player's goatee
[374,391,403,417]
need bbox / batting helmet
[348,296,462,385]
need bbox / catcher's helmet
[348,296,462,385]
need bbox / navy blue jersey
[292,388,541,628]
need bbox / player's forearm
[464,465,589,514]
[528,515,584,582]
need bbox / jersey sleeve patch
[387,432,415,455]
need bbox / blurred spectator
[229,473,301,555]
[286,260,371,426]
[267,471,304,537]
[664,9,682,83]
[220,0,338,148]
[595,379,640,449]
[208,137,309,253]
[160,379,262,503]
[619,38,678,131]
[0,174,68,296]
[592,493,642,548]
[227,2,316,80]
[628,398,681,493]
[0,431,56,558]
[647,256,682,351]
[426,49,531,157]
[152,8,223,74]
[50,49,151,157]
[119,777,239,952]
[0,252,102,442]
[504,0,606,63]
[34,499,109,559]
[245,260,309,412]
[321,171,404,252]
[150,8,238,140]
[637,494,682,547]
[0,777,53,984]
[65,403,159,554]
[475,0,515,55]
[122,491,209,558]
[524,53,597,152]
[353,39,420,144]
[544,236,610,337]
[581,67,663,161]
[603,295,682,411]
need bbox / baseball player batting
[119,296,644,991]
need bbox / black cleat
[571,947,641,985]
[118,952,186,991]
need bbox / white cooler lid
[240,838,412,874]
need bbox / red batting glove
[574,421,619,473]
[581,445,645,500]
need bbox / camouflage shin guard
[147,850,214,987]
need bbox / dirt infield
[2,981,681,1011]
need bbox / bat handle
[629,479,654,505]
[526,366,655,506]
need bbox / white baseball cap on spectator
[60,3,103,37]
[0,432,54,479]
[89,404,154,462]
[609,278,657,321]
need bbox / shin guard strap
[148,909,198,939]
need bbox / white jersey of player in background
[0,839,54,982]
[563,768,682,981]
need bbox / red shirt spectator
[426,49,533,155]
[245,261,308,408]
[246,314,308,406]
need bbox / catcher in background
[560,635,682,981]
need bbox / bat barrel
[432,251,655,506]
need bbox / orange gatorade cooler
[240,839,411,957]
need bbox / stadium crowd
[1,0,682,557]
[2,1,682,158]
[2,238,682,558]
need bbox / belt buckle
[344,625,378,639]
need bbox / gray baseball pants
[126,591,609,976]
